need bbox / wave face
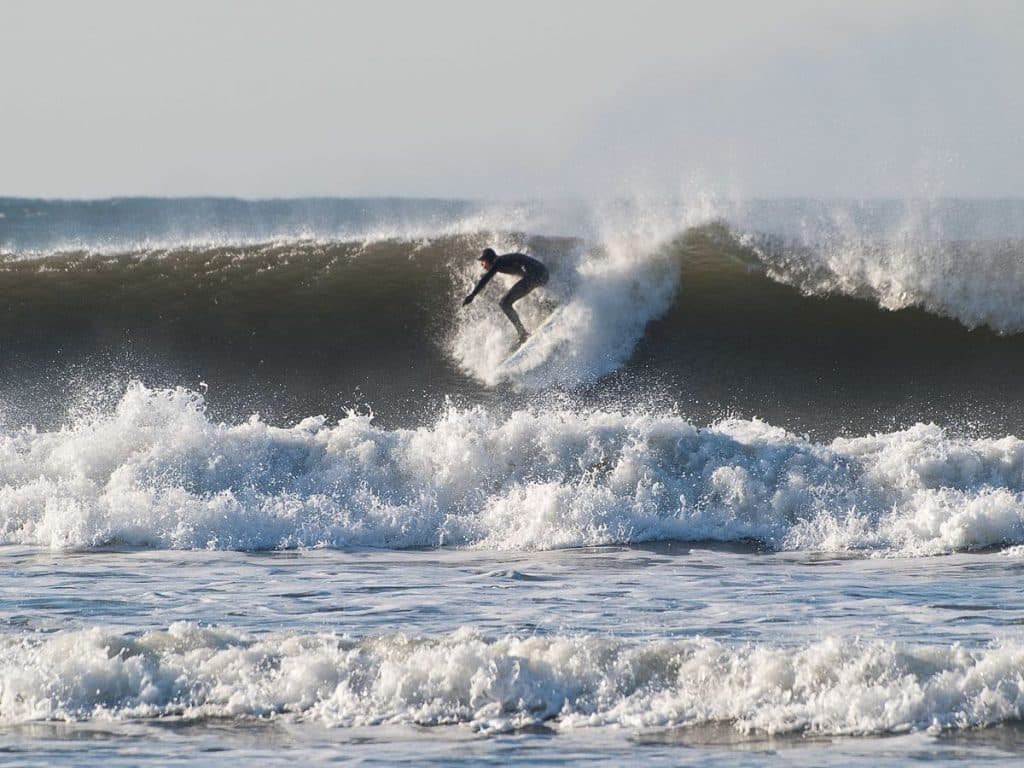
[3,383,1024,555]
[3,622,1023,735]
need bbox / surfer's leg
[500,278,536,342]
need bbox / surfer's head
[479,248,497,268]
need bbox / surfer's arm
[463,266,497,305]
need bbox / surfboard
[499,305,565,369]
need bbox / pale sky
[2,0,1022,199]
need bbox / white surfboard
[498,305,566,371]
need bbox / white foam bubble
[3,384,1024,555]
[3,623,1023,736]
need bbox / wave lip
[742,227,1024,336]
[0,197,556,257]
[2,623,1023,736]
[3,384,1024,555]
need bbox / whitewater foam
[2,384,1024,555]
[2,623,1022,736]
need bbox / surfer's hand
[462,295,473,306]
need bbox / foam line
[2,623,1022,735]
[3,384,1024,555]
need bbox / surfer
[462,248,549,344]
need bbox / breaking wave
[4,198,1024,396]
[3,383,1024,555]
[3,622,1023,736]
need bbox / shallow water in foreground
[2,544,1023,765]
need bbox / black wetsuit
[465,253,549,341]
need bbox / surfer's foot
[518,332,530,345]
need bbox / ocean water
[2,197,1024,765]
